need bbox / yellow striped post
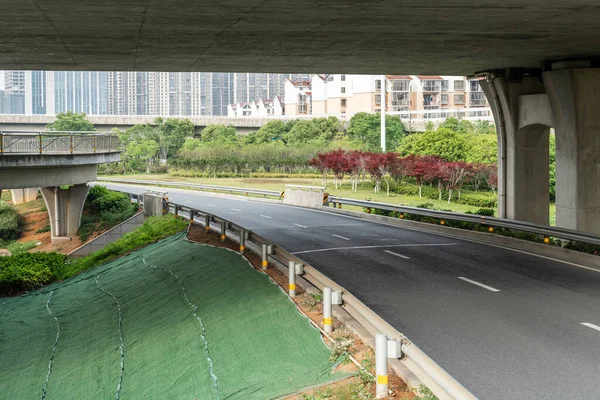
[288,261,296,297]
[323,287,332,333]
[261,244,268,270]
[375,333,388,398]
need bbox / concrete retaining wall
[283,187,324,207]
[68,211,145,257]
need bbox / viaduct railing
[0,131,118,155]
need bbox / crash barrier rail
[98,178,283,199]
[120,189,476,400]
[0,131,119,155]
[328,196,600,247]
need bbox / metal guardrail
[0,131,118,155]
[98,178,283,199]
[116,189,475,400]
[329,196,600,246]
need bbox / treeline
[310,150,498,207]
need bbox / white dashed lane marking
[384,250,410,259]
[260,215,272,219]
[332,234,351,241]
[458,277,500,292]
[293,223,308,228]
[581,323,600,333]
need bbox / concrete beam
[0,164,98,189]
[40,184,89,242]
[544,67,600,234]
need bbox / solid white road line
[293,223,308,228]
[458,277,500,292]
[231,208,242,211]
[332,234,351,241]
[291,243,457,255]
[383,250,410,259]
[260,214,272,219]
[581,322,600,333]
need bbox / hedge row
[0,252,67,295]
[0,202,19,241]
[386,182,497,208]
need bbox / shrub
[0,202,19,241]
[0,252,67,295]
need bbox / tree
[465,133,497,164]
[398,128,469,161]
[402,154,442,198]
[125,140,160,173]
[254,120,287,144]
[200,124,237,144]
[153,118,194,160]
[442,161,472,203]
[347,112,404,151]
[284,120,322,144]
[47,111,95,131]
[366,152,400,195]
[311,116,343,142]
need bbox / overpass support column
[10,188,39,204]
[543,64,600,234]
[40,184,89,242]
[480,70,551,225]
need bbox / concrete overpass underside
[0,1,599,75]
[2,1,600,234]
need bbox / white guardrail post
[322,287,333,333]
[239,229,246,253]
[261,244,268,270]
[205,214,210,232]
[376,333,389,398]
[288,261,296,297]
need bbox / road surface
[103,182,600,400]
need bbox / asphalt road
[103,182,600,400]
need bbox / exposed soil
[6,194,108,255]
[187,224,416,399]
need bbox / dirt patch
[187,224,416,399]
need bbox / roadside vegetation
[0,215,188,296]
[79,185,139,241]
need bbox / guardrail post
[189,209,194,224]
[376,333,389,398]
[220,221,226,241]
[39,133,43,154]
[261,244,268,270]
[93,133,97,153]
[0,133,3,154]
[239,229,246,253]
[323,287,333,333]
[70,133,74,154]
[205,214,210,232]
[174,205,179,217]
[288,261,296,297]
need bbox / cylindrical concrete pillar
[375,333,388,398]
[323,287,332,334]
[288,261,296,297]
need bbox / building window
[470,92,487,106]
[341,99,347,107]
[422,80,441,92]
[375,94,381,105]
[441,80,449,91]
[341,87,346,94]
[423,94,438,106]
[391,80,410,91]
[341,75,346,82]
[454,80,465,91]
[454,94,465,104]
[470,80,482,92]
[441,94,449,105]
[375,80,382,90]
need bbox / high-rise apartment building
[3,71,25,114]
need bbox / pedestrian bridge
[0,131,120,242]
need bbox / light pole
[380,75,386,152]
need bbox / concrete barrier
[68,211,145,257]
[283,185,324,207]
[143,191,166,216]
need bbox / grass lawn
[101,173,557,224]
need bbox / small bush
[36,224,51,234]
[0,252,67,295]
[0,202,19,241]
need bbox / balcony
[423,85,441,92]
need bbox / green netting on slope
[0,233,341,399]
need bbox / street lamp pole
[380,74,386,152]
